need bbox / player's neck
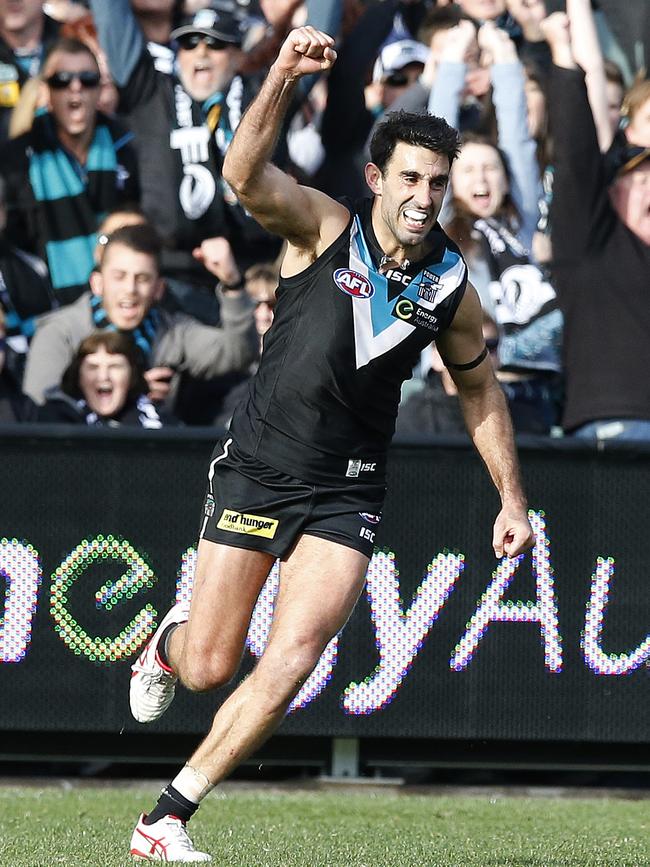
[370,202,430,269]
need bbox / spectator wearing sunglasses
[88,0,284,325]
[369,39,430,111]
[0,0,61,145]
[0,36,139,308]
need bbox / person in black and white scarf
[37,329,180,426]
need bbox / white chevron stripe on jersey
[348,219,467,370]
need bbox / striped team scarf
[90,293,160,360]
[27,112,134,306]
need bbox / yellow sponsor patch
[217,509,278,539]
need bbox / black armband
[442,345,488,371]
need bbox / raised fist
[274,27,337,79]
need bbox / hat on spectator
[372,39,430,84]
[618,145,650,175]
[171,2,245,46]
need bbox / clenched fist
[274,27,337,79]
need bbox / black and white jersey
[229,198,467,484]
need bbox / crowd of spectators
[0,0,648,440]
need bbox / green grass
[0,783,649,866]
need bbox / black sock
[144,784,198,825]
[156,624,179,670]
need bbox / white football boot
[130,601,190,723]
[130,813,211,862]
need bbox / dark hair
[62,331,148,405]
[101,223,162,271]
[43,37,100,73]
[369,111,461,174]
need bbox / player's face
[369,142,450,248]
[451,141,508,219]
[79,347,132,418]
[176,37,241,102]
[91,243,164,330]
[609,162,650,245]
[46,51,101,139]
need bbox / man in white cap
[371,37,430,109]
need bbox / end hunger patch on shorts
[217,509,279,539]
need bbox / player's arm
[435,283,535,558]
[222,27,349,264]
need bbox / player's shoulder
[294,186,352,252]
[302,185,351,224]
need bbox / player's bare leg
[131,535,367,861]
[130,541,276,861]
[169,540,275,690]
[187,534,368,782]
[129,540,274,724]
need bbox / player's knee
[258,638,326,700]
[181,652,239,693]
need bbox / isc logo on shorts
[346,460,377,478]
[217,509,279,539]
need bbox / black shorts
[198,437,386,558]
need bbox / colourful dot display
[450,511,563,673]
[50,535,156,664]
[582,556,650,675]
[344,549,465,715]
[0,538,41,663]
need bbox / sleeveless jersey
[229,198,467,484]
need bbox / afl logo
[334,268,374,299]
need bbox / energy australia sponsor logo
[392,296,439,332]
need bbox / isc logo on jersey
[334,269,374,299]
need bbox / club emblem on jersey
[418,270,441,304]
[334,268,374,299]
